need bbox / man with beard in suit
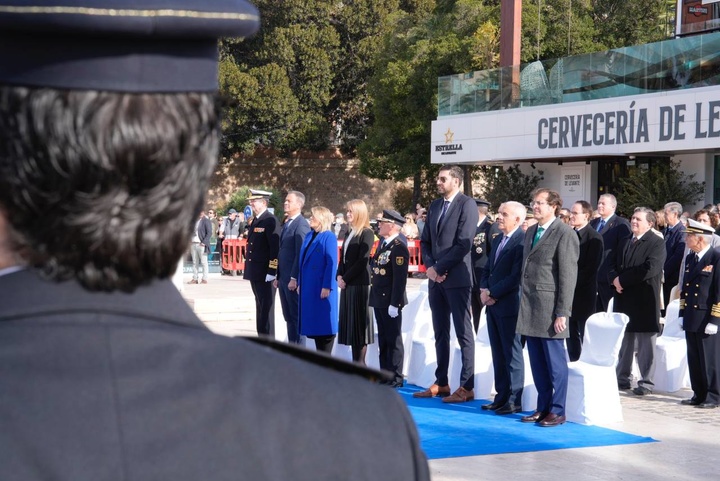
[678,219,720,409]
[479,201,526,414]
[416,164,479,403]
[567,200,604,361]
[471,198,499,333]
[517,188,579,427]
[611,207,666,395]
[275,190,311,344]
[591,194,631,312]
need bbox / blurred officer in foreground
[0,2,429,480]
[370,210,410,388]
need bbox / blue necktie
[437,200,450,227]
[596,218,606,232]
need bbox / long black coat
[0,269,429,481]
[610,232,667,333]
[571,225,604,324]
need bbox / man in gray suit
[416,164,479,403]
[517,188,579,427]
[275,190,311,344]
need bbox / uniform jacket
[0,269,429,481]
[298,230,339,336]
[679,234,720,276]
[664,221,687,288]
[572,225,604,321]
[471,217,496,289]
[679,247,720,333]
[277,215,310,283]
[338,227,374,286]
[243,210,280,281]
[369,237,409,309]
[516,219,579,339]
[609,231,666,333]
[420,193,479,289]
[480,228,525,317]
[590,214,631,285]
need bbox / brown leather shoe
[538,413,566,427]
[200,280,208,284]
[442,387,475,403]
[187,279,198,284]
[521,411,548,423]
[412,384,451,398]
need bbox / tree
[475,164,545,211]
[616,160,705,212]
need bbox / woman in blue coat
[298,206,339,353]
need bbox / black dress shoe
[618,383,631,390]
[680,398,702,406]
[696,403,719,409]
[389,380,404,388]
[495,403,522,415]
[632,386,652,396]
[539,413,566,427]
[481,402,501,411]
[521,411,548,423]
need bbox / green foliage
[392,186,415,215]
[475,164,544,211]
[220,186,284,219]
[616,160,705,212]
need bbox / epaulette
[244,336,394,383]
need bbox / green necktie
[532,226,545,248]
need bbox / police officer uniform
[0,2,429,480]
[243,189,281,336]
[471,199,499,332]
[369,210,409,387]
[679,219,720,408]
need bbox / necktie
[495,235,509,260]
[596,218,606,232]
[532,227,545,248]
[380,239,387,250]
[282,218,292,236]
[437,200,450,227]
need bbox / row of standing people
[244,189,412,387]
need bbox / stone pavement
[181,272,720,481]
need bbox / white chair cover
[566,311,630,425]
[654,299,691,392]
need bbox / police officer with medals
[471,199,499,332]
[679,218,720,409]
[370,210,409,388]
[243,189,280,336]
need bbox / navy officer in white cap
[679,218,720,409]
[370,209,410,388]
[0,2,429,479]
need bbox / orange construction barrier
[221,238,246,272]
[338,238,426,273]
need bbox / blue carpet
[400,385,656,459]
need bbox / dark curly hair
[0,86,220,291]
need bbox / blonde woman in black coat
[337,199,376,364]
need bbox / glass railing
[438,31,720,116]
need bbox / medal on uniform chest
[474,232,485,254]
[378,251,390,265]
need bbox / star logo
[444,128,454,144]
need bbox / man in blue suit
[479,201,526,414]
[416,165,479,403]
[664,201,686,311]
[275,191,310,344]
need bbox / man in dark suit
[0,3,430,479]
[678,219,720,409]
[479,201,526,414]
[275,190,310,344]
[244,189,281,337]
[517,189,579,427]
[664,201,687,310]
[590,194,631,312]
[416,164,479,403]
[370,210,410,388]
[567,200,604,361]
[471,198,499,333]
[188,210,213,284]
[610,207,666,395]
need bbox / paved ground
[180,273,720,481]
